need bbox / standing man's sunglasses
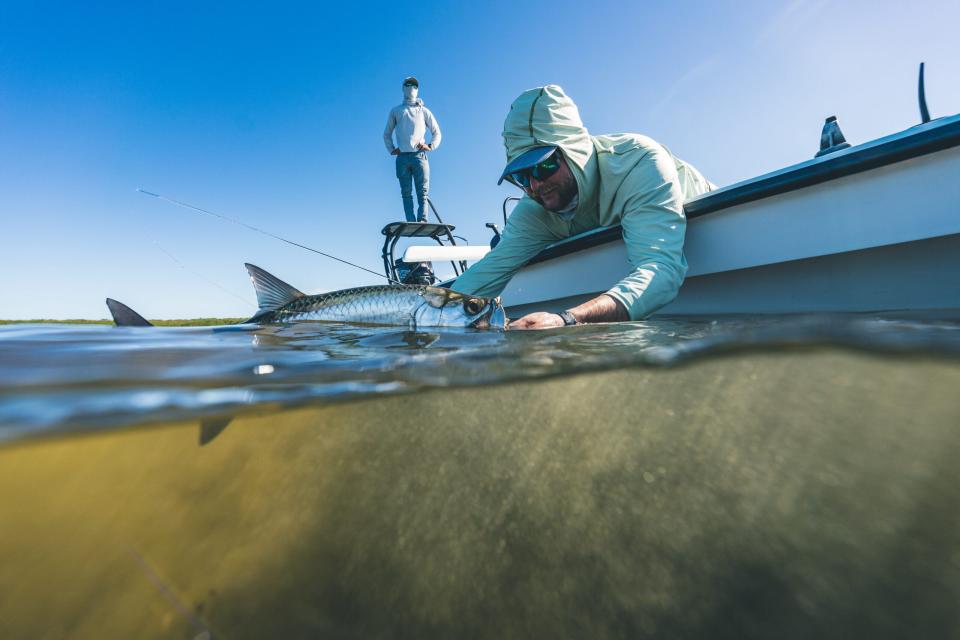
[403,82,418,87]
[508,151,563,189]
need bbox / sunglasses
[508,151,562,189]
[403,82,418,87]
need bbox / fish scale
[269,285,429,325]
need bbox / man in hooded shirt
[453,85,714,328]
[383,76,442,223]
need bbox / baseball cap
[497,145,558,185]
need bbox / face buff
[403,85,419,102]
[554,194,579,221]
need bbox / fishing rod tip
[137,188,161,197]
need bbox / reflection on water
[1,316,959,638]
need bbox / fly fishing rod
[154,241,255,306]
[137,188,402,284]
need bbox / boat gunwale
[522,113,960,267]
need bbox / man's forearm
[509,294,628,330]
[568,294,629,324]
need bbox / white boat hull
[505,233,960,317]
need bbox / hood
[501,85,598,218]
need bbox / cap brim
[497,146,558,185]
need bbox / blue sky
[2,1,959,319]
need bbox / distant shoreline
[0,318,244,326]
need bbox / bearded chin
[542,179,578,214]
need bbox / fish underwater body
[105,263,506,447]
[106,263,507,330]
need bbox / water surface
[2,314,958,441]
[1,316,959,639]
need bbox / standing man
[383,77,442,223]
[453,85,714,328]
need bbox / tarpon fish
[106,263,507,330]
[242,264,506,328]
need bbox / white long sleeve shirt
[383,99,442,153]
[453,85,714,320]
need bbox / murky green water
[1,317,959,638]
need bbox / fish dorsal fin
[105,298,153,327]
[244,263,305,313]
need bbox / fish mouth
[475,304,507,330]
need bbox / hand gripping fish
[106,263,508,330]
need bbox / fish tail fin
[244,264,305,316]
[199,417,232,445]
[106,298,154,327]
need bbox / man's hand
[509,295,629,330]
[416,142,431,151]
[390,149,400,156]
[509,312,565,330]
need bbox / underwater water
[1,316,959,639]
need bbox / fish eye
[463,298,485,315]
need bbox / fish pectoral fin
[105,298,153,327]
[198,417,233,446]
[245,263,306,314]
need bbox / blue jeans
[396,151,429,222]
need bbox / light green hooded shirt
[453,85,714,319]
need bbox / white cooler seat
[402,245,491,263]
